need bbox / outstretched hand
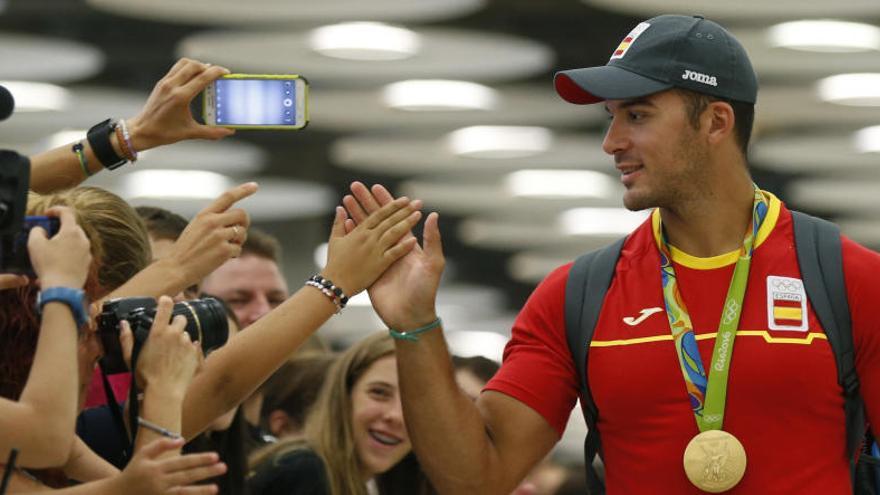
[127,58,235,152]
[321,197,423,298]
[341,182,444,331]
[166,182,257,288]
[118,437,226,495]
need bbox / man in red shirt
[342,14,880,494]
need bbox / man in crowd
[342,14,880,494]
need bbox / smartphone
[203,74,309,130]
[0,216,60,276]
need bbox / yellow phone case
[203,73,309,130]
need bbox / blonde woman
[249,333,434,495]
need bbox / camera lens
[172,297,229,354]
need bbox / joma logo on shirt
[681,69,718,87]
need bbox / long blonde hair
[250,333,433,495]
[27,186,151,296]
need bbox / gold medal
[683,430,747,493]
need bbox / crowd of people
[1,13,877,495]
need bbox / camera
[98,296,229,374]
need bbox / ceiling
[2,0,878,461]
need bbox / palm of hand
[368,243,439,329]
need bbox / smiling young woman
[247,333,434,495]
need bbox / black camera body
[98,296,229,374]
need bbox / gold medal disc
[683,430,747,493]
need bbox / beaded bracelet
[389,318,443,342]
[117,118,138,162]
[137,416,182,440]
[308,274,350,308]
[305,280,342,313]
[71,141,91,177]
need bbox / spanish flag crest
[610,22,651,60]
[766,276,809,332]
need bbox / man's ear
[705,100,735,146]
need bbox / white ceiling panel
[310,85,604,131]
[87,0,485,25]
[0,33,104,83]
[332,135,611,176]
[177,28,554,86]
[582,0,880,21]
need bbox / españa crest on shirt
[766,276,808,332]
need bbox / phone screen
[214,78,299,126]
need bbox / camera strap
[98,362,133,463]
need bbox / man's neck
[659,174,756,258]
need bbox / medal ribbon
[658,187,768,432]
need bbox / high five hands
[340,182,444,331]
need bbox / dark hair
[242,228,282,264]
[260,353,336,435]
[451,355,500,384]
[183,409,249,495]
[673,88,755,157]
[135,205,188,241]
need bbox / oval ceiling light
[854,125,880,153]
[445,330,507,363]
[0,81,71,112]
[308,22,421,61]
[559,207,650,236]
[817,73,880,106]
[767,20,880,53]
[382,80,498,111]
[122,170,231,200]
[447,126,552,159]
[506,169,616,199]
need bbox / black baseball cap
[555,14,757,105]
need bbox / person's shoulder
[841,236,880,286]
[249,447,328,495]
[271,447,324,472]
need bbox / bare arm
[0,208,92,468]
[25,438,225,495]
[343,182,558,494]
[131,299,201,456]
[180,199,423,439]
[394,330,558,494]
[59,437,119,482]
[29,58,234,195]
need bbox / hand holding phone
[203,74,309,130]
[22,208,92,289]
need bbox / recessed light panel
[768,20,880,53]
[817,73,880,106]
[506,170,616,199]
[559,207,650,236]
[382,80,498,111]
[447,126,551,158]
[309,22,422,61]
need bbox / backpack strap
[790,212,865,472]
[564,236,626,495]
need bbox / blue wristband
[36,287,89,328]
[388,318,443,342]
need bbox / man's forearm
[394,327,501,494]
